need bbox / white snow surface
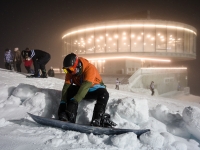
[0,68,200,150]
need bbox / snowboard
[26,75,40,78]
[28,113,150,137]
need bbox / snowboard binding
[91,113,117,128]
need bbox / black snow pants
[33,53,51,75]
[63,84,109,123]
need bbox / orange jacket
[64,57,102,87]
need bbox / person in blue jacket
[4,48,14,70]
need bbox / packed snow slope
[0,68,200,150]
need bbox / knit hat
[14,47,19,51]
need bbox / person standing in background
[150,81,155,96]
[47,66,55,77]
[13,47,22,72]
[21,50,34,74]
[4,48,14,70]
[115,78,120,90]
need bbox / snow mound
[109,98,149,126]
[111,132,139,149]
[182,106,200,141]
[12,83,39,101]
[151,104,190,138]
[0,118,12,127]
[140,131,164,148]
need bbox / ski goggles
[63,66,75,74]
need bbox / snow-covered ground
[0,68,200,150]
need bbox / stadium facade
[62,20,197,75]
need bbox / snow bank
[111,132,140,149]
[140,131,164,148]
[182,106,200,141]
[12,83,39,101]
[107,97,149,129]
[151,104,191,138]
[0,69,200,150]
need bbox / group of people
[4,48,155,127]
[4,48,55,77]
[4,49,116,127]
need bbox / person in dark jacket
[24,48,51,78]
[150,81,155,96]
[58,53,116,128]
[14,47,22,72]
[47,67,55,77]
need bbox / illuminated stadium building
[62,20,197,75]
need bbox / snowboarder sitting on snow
[58,53,116,128]
[150,81,155,96]
[24,48,51,78]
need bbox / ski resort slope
[0,68,200,150]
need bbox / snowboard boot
[41,70,48,78]
[58,102,68,121]
[90,103,117,128]
[65,101,78,123]
[100,113,117,127]
[90,103,105,127]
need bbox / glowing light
[87,56,171,62]
[114,35,118,38]
[62,23,197,39]
[141,67,187,69]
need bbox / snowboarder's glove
[70,98,75,101]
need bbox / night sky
[0,0,200,95]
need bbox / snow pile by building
[0,68,200,150]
